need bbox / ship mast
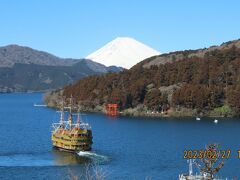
[68,95,73,129]
[60,99,64,126]
[77,106,81,128]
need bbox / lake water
[0,93,240,179]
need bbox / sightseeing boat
[51,98,93,152]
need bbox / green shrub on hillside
[213,105,233,117]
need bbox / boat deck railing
[52,121,91,131]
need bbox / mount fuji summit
[86,37,160,69]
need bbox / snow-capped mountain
[86,37,160,69]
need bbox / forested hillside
[46,39,240,117]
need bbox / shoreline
[45,104,233,119]
[44,91,236,119]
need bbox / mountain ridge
[0,44,78,67]
[138,38,240,68]
[0,44,123,92]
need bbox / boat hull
[53,145,91,153]
[51,128,93,153]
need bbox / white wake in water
[0,152,108,167]
[77,151,108,162]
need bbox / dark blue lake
[0,93,240,179]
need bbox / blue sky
[0,0,240,58]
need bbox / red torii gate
[106,104,119,116]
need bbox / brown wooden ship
[51,98,93,152]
